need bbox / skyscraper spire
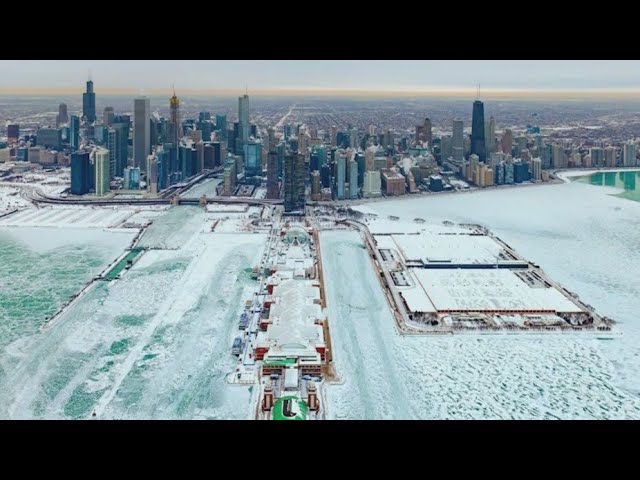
[477,83,481,100]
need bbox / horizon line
[2,86,640,99]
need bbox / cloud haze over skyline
[1,60,640,96]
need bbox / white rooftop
[268,279,324,352]
[399,286,437,313]
[411,268,584,313]
[389,233,505,264]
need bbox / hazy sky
[1,60,640,93]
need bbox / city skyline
[3,60,640,98]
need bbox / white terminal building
[371,220,594,330]
[255,225,327,376]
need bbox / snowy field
[321,230,640,419]
[0,206,136,228]
[0,186,30,212]
[0,205,267,419]
[320,178,640,418]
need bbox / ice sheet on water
[0,212,267,419]
[321,227,640,420]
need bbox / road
[275,104,297,129]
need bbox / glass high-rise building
[284,153,305,212]
[133,97,151,172]
[471,100,486,162]
[69,115,80,150]
[243,142,262,177]
[216,114,227,140]
[70,152,91,195]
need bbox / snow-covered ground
[319,177,640,419]
[0,205,267,419]
[0,206,136,228]
[0,186,31,212]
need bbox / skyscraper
[216,114,227,140]
[94,147,110,196]
[56,103,68,127]
[552,144,566,169]
[133,97,151,171]
[501,129,513,155]
[103,107,115,126]
[69,115,80,150]
[470,100,486,162]
[452,120,464,161]
[604,147,616,167]
[335,151,346,200]
[590,147,604,167]
[623,142,637,167]
[244,142,262,177]
[284,153,305,213]
[267,151,279,199]
[424,118,432,146]
[350,127,358,149]
[238,94,249,146]
[485,116,495,154]
[349,160,359,199]
[146,154,159,194]
[111,118,130,177]
[82,78,96,123]
[70,152,91,195]
[106,128,118,177]
[7,124,19,141]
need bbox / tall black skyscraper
[471,100,486,162]
[83,78,96,123]
[284,153,305,213]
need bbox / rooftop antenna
[172,83,176,97]
[245,84,248,96]
[477,83,481,100]
[88,68,92,81]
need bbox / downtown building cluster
[2,82,639,206]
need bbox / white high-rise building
[363,170,381,197]
[452,120,464,158]
[532,157,542,181]
[350,127,358,149]
[485,116,496,154]
[623,142,637,167]
[94,147,110,196]
[552,144,566,169]
[365,146,376,171]
[133,97,151,172]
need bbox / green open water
[574,170,640,202]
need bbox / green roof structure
[272,396,308,420]
[263,358,297,367]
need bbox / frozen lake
[0,207,266,419]
[321,178,640,419]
